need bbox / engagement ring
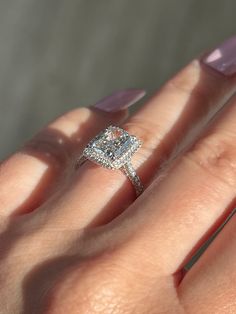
[75,125,143,197]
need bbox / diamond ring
[75,125,143,197]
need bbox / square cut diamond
[83,125,141,169]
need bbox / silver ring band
[75,125,144,197]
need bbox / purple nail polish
[93,89,146,112]
[203,36,236,76]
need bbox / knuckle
[164,75,207,106]
[24,107,92,164]
[185,128,236,187]
[163,60,222,108]
[57,107,91,125]
[50,107,92,137]
[123,118,165,160]
[164,61,200,94]
[24,129,72,163]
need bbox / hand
[1,36,236,314]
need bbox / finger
[178,213,236,314]
[0,89,145,218]
[101,84,236,280]
[40,37,236,230]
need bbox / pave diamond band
[121,161,143,196]
[75,125,144,197]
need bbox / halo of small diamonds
[83,125,141,169]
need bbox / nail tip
[110,88,146,100]
[203,35,236,76]
[93,88,146,112]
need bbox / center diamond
[83,125,141,169]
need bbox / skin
[1,59,236,313]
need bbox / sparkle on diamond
[83,126,141,169]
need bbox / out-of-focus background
[0,0,235,158]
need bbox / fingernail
[203,36,236,76]
[93,89,146,112]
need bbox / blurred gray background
[0,0,235,159]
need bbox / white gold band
[121,161,143,196]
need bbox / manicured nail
[93,89,146,112]
[203,36,236,76]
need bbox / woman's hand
[1,36,236,314]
